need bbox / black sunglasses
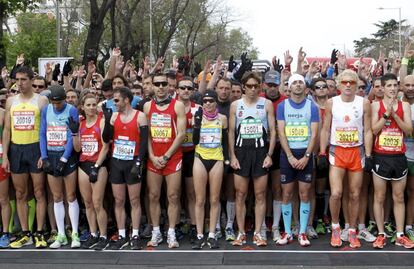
[153,81,168,87]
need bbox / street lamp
[378,7,402,57]
[331,43,346,56]
[56,0,61,57]
[149,0,154,63]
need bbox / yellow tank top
[195,117,223,161]
[10,94,41,144]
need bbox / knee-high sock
[226,201,235,228]
[300,202,311,234]
[68,199,80,234]
[54,201,65,236]
[27,198,36,232]
[272,200,282,229]
[282,203,292,235]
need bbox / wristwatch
[163,155,170,162]
[94,163,100,168]
[224,160,230,165]
[382,113,390,120]
[305,153,311,158]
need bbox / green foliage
[0,0,40,16]
[6,13,56,68]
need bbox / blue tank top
[46,104,72,151]
[283,98,312,149]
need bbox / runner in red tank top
[144,72,186,248]
[73,93,110,250]
[371,73,414,249]
[101,87,148,250]
[177,77,200,242]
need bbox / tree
[5,13,56,68]
[0,0,40,67]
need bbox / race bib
[200,127,221,148]
[182,128,193,147]
[151,113,172,143]
[335,127,359,145]
[378,129,403,151]
[13,111,35,130]
[240,118,263,139]
[81,135,99,156]
[47,126,67,147]
[113,138,135,160]
[285,122,308,142]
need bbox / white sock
[153,226,160,233]
[197,234,203,239]
[344,223,350,230]
[226,201,235,229]
[208,232,215,239]
[119,229,126,238]
[132,229,139,237]
[168,228,175,235]
[261,219,267,230]
[68,199,80,234]
[54,201,65,236]
[332,223,340,229]
[272,200,282,229]
[91,232,97,238]
[358,223,365,231]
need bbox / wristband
[402,58,409,65]
[287,155,294,160]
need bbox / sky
[226,0,414,61]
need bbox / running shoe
[330,226,342,248]
[292,224,299,238]
[34,232,47,249]
[276,232,292,245]
[80,230,91,242]
[307,226,318,239]
[348,230,361,248]
[94,237,109,251]
[357,228,376,242]
[207,237,219,249]
[367,221,378,236]
[373,234,386,249]
[298,233,311,247]
[315,219,326,234]
[175,226,184,241]
[395,235,414,249]
[10,233,33,249]
[47,230,58,244]
[147,231,163,247]
[189,226,197,243]
[232,232,247,246]
[167,233,179,248]
[71,233,81,249]
[141,224,152,239]
[107,236,129,250]
[49,234,68,249]
[384,222,395,238]
[130,235,142,250]
[192,237,205,249]
[82,236,99,249]
[253,232,267,247]
[0,233,10,248]
[406,228,414,242]
[215,228,222,239]
[340,227,349,242]
[272,227,281,242]
[225,227,236,241]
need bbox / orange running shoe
[349,229,361,248]
[373,234,386,249]
[395,235,414,249]
[253,232,267,247]
[232,233,247,246]
[330,226,342,248]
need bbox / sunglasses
[179,86,194,91]
[10,89,19,93]
[314,85,328,90]
[358,85,366,90]
[32,84,45,89]
[153,81,168,87]
[203,98,215,104]
[113,98,120,103]
[245,84,259,89]
[340,80,357,86]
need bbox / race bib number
[182,128,193,147]
[285,122,308,142]
[81,135,99,156]
[13,111,35,130]
[47,126,67,147]
[378,129,403,151]
[335,127,359,145]
[200,127,221,148]
[113,139,135,160]
[151,113,172,143]
[240,119,263,139]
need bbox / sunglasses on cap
[153,81,168,87]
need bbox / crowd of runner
[0,43,414,251]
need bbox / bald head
[402,75,414,100]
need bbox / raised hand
[284,50,293,66]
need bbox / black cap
[49,85,66,101]
[202,89,218,102]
